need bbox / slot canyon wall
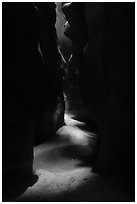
[2,2,65,193]
[56,2,135,179]
[84,3,134,178]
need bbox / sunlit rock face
[55,2,72,59]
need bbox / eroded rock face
[3,2,65,195]
[56,3,134,179]
[83,3,135,177]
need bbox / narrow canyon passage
[2,2,134,202]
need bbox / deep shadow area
[2,174,38,201]
[2,3,65,200]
